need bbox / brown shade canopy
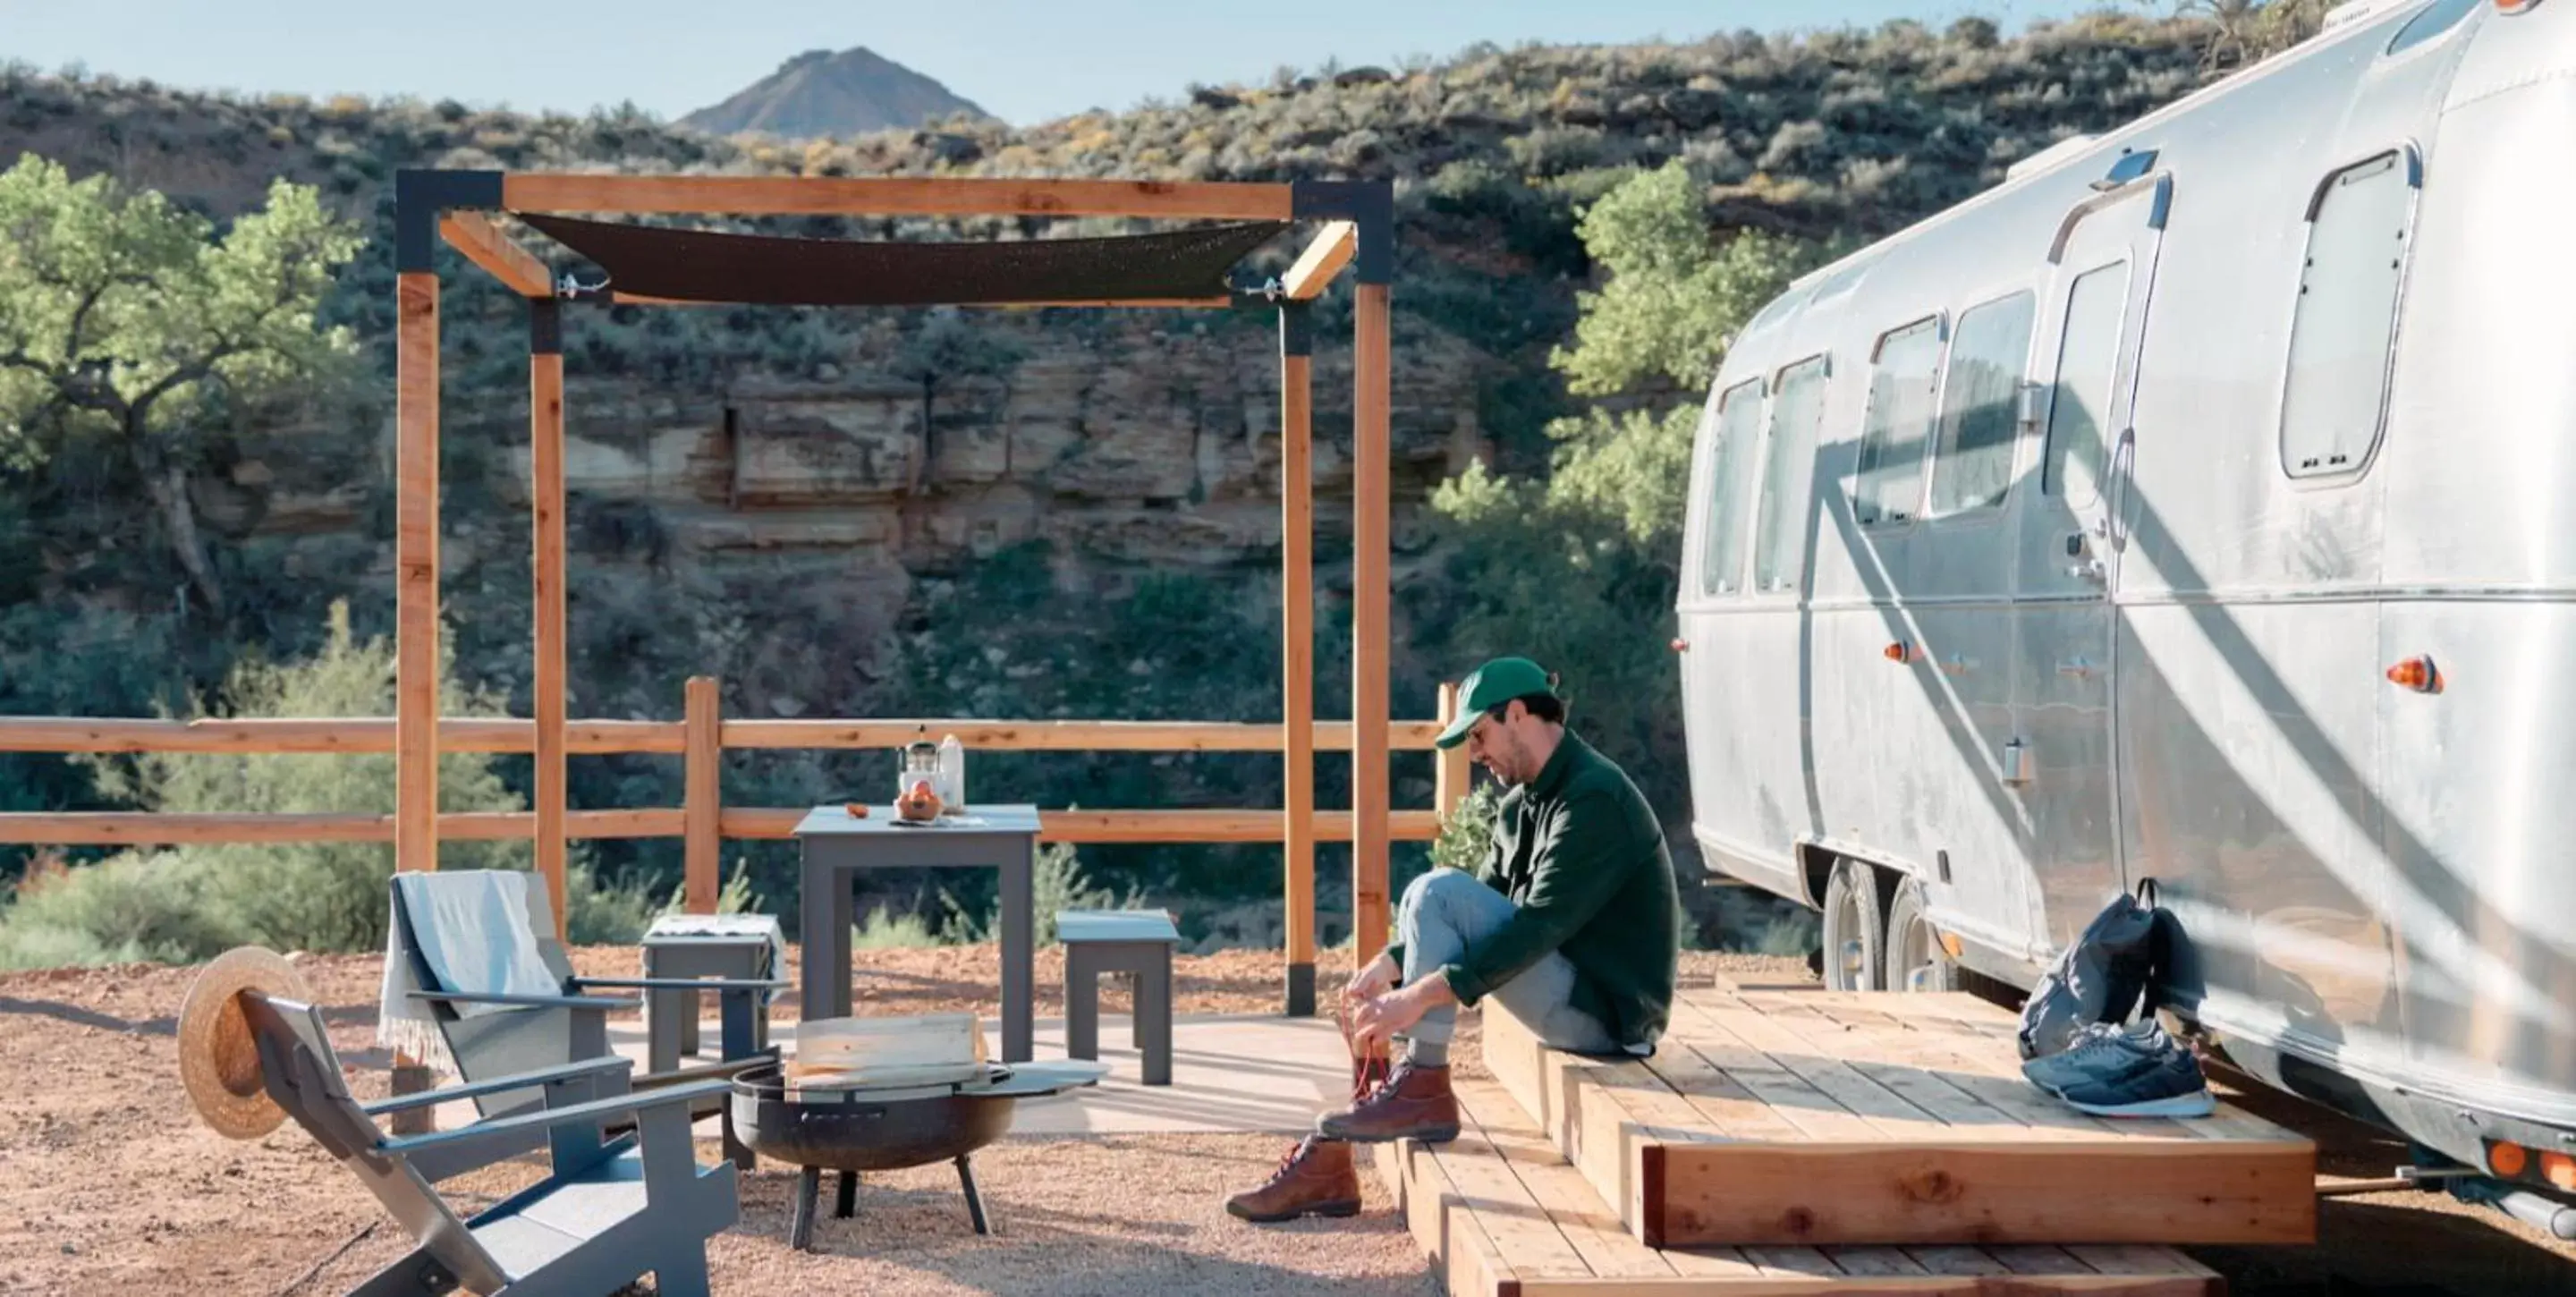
[517,214,1289,307]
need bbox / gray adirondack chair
[388,873,784,1168]
[241,990,737,1297]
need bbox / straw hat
[177,945,313,1140]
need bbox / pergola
[392,169,1398,1011]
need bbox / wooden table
[792,804,1042,1063]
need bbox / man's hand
[1342,951,1399,1008]
[1348,973,1459,1057]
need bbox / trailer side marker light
[1885,641,1912,664]
[2490,1140,2529,1178]
[2498,0,2540,13]
[2539,1151,2576,1191]
[2386,656,2440,692]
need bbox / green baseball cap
[1435,657,1559,750]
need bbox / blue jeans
[1396,868,1621,1066]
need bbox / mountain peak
[682,47,991,139]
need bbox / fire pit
[729,1057,1103,1248]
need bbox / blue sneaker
[2052,1044,2216,1118]
[2021,1021,2176,1095]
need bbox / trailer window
[2281,151,2413,479]
[2044,261,2128,507]
[1928,292,2036,517]
[1699,378,1765,597]
[1853,318,1941,526]
[1754,356,1830,593]
[2387,0,2478,55]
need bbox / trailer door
[2010,174,2167,954]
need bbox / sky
[1,0,2133,127]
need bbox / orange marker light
[2385,656,2441,692]
[2490,1140,2529,1178]
[1885,641,1912,664]
[2543,1151,2576,1191]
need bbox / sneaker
[2053,1044,2216,1118]
[2021,1021,2177,1096]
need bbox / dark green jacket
[1394,730,1680,1052]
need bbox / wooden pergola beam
[501,174,1294,221]
[1282,222,1356,301]
[606,293,1237,310]
[441,213,553,298]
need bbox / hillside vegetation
[0,9,2297,958]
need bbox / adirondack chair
[386,872,784,1168]
[241,990,737,1297]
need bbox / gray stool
[640,916,781,1075]
[1058,910,1180,1086]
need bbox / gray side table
[792,804,1042,1063]
[639,915,783,1074]
[1059,910,1182,1086]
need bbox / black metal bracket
[1290,180,1394,284]
[529,298,563,356]
[1277,301,1315,358]
[1284,961,1317,1018]
[394,169,505,274]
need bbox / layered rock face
[490,316,1496,629]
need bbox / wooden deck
[1484,981,2316,1250]
[1373,1070,2227,1295]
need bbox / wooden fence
[0,680,1476,992]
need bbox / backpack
[2016,881,2169,1061]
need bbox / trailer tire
[1885,878,1959,994]
[1820,860,1885,991]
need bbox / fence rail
[0,808,1445,846]
[0,686,1474,1005]
[0,716,1445,756]
[0,701,1469,856]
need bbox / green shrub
[1428,782,1500,875]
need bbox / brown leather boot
[1224,1134,1362,1223]
[1316,1062,1461,1143]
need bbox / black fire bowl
[730,1062,1021,1247]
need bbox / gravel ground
[4,945,2572,1295]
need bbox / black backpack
[2016,881,2169,1061]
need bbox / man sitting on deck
[1226,657,1682,1223]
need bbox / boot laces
[1267,1135,1320,1183]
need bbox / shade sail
[517,214,1288,307]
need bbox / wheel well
[1798,844,1905,912]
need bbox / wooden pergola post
[530,299,569,936]
[1277,303,1317,1016]
[1352,278,1392,968]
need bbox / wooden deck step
[1373,1068,2226,1295]
[1484,981,2316,1250]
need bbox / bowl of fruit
[894,777,945,824]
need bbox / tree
[0,155,364,615]
[1418,160,1826,805]
[1541,161,1834,553]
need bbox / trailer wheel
[1820,860,1885,991]
[1885,878,1958,994]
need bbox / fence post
[1435,682,1470,824]
[684,676,721,914]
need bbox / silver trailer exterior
[1676,0,2576,1184]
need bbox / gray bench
[1058,910,1181,1086]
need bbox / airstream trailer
[1676,0,2576,1187]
